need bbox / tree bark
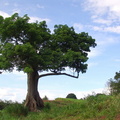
[24,70,44,112]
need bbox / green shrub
[4,103,29,117]
[1,95,120,120]
[43,95,49,100]
[86,93,108,103]
[0,100,12,110]
[66,93,77,99]
[0,101,6,110]
[43,102,51,112]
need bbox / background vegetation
[108,71,120,95]
[66,93,77,99]
[0,93,120,120]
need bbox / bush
[107,71,120,95]
[0,100,6,110]
[43,95,49,100]
[86,93,108,103]
[43,102,51,112]
[4,103,29,117]
[0,100,12,110]
[66,93,77,99]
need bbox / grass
[0,94,120,120]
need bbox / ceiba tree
[0,13,96,111]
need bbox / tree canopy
[0,13,96,77]
[66,93,77,99]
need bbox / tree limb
[39,72,79,79]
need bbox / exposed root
[24,94,44,112]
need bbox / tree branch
[39,72,79,79]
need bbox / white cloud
[105,26,120,34]
[3,69,26,76]
[29,16,51,23]
[12,69,26,75]
[84,0,120,34]
[36,4,45,9]
[40,90,60,100]
[75,88,107,99]
[88,48,101,58]
[85,0,120,17]
[40,88,108,100]
[0,87,108,102]
[0,88,26,102]
[0,11,51,24]
[0,11,10,18]
[0,87,64,102]
[91,25,120,34]
[73,23,83,32]
[115,59,120,62]
[84,0,108,15]
[92,26,103,31]
[93,18,112,25]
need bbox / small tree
[66,93,77,99]
[108,71,120,95]
[43,96,49,100]
[0,13,96,111]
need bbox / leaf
[24,67,33,73]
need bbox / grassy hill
[0,94,120,120]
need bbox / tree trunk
[24,70,44,112]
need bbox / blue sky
[0,0,120,102]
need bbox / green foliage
[0,100,13,110]
[0,13,96,76]
[43,102,51,112]
[43,95,49,100]
[4,103,28,117]
[0,100,8,110]
[24,67,33,73]
[66,93,77,99]
[108,71,120,95]
[85,93,108,104]
[1,95,120,120]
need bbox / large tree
[0,13,97,111]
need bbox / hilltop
[0,94,120,120]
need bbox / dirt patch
[116,114,120,120]
[93,116,106,120]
